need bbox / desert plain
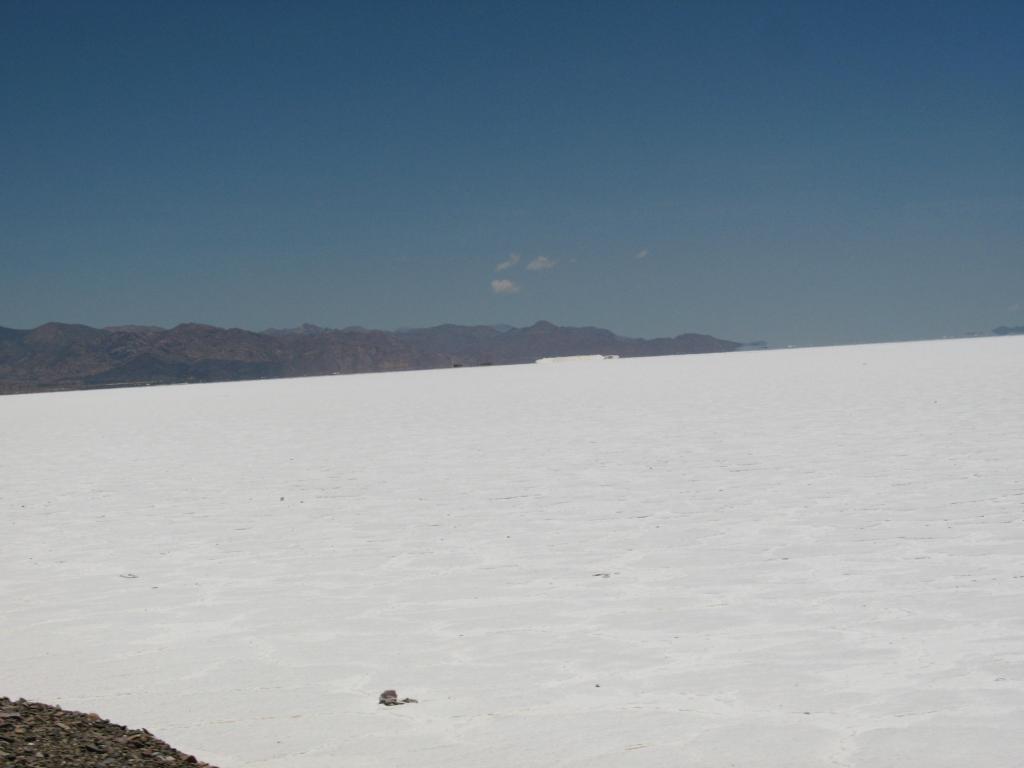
[2,336,1023,767]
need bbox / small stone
[379,689,418,706]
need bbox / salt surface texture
[2,337,1024,767]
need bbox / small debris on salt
[379,690,418,706]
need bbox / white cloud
[634,249,649,260]
[495,253,521,271]
[526,255,556,271]
[491,279,520,294]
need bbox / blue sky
[2,1,1021,346]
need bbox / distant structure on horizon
[535,355,620,364]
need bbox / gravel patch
[0,697,217,768]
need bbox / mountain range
[0,321,742,395]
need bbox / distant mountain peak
[104,325,166,334]
[0,320,741,394]
[263,323,335,336]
